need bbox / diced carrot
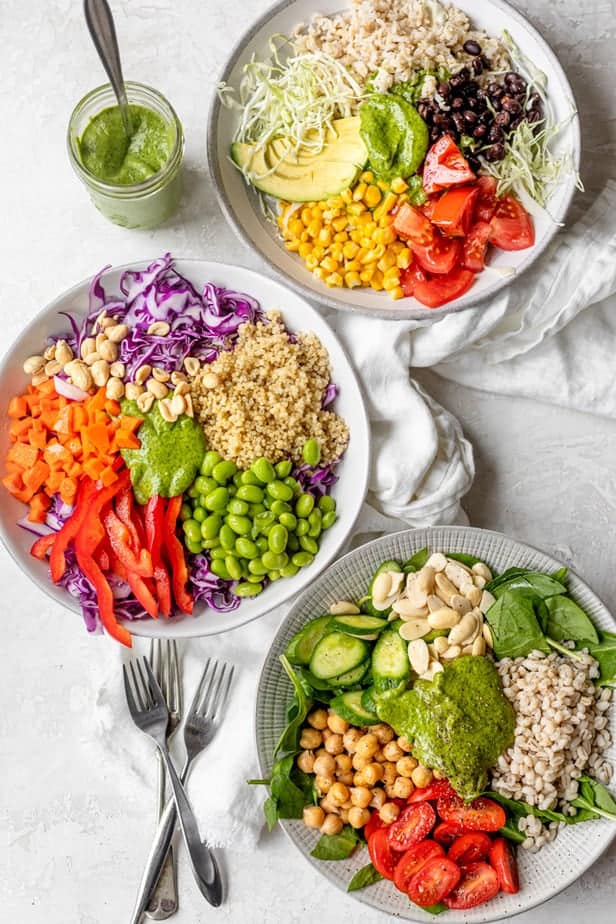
[67,462,82,479]
[9,418,32,440]
[37,379,55,395]
[99,465,118,486]
[2,472,24,495]
[89,388,107,411]
[46,470,65,492]
[105,399,121,416]
[83,458,105,480]
[28,427,47,450]
[114,431,141,450]
[28,492,51,523]
[8,396,28,418]
[119,416,143,433]
[7,442,38,470]
[85,423,110,454]
[23,459,51,493]
[60,477,78,503]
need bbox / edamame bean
[193,506,206,523]
[299,535,319,555]
[213,460,237,484]
[275,460,292,478]
[254,511,275,533]
[248,558,269,576]
[296,518,309,537]
[210,548,228,560]
[283,476,300,496]
[227,514,251,535]
[245,572,264,584]
[201,513,222,539]
[235,582,263,597]
[268,525,288,554]
[227,498,249,516]
[187,484,200,499]
[236,537,258,559]
[302,438,321,466]
[201,538,220,550]
[198,477,218,494]
[292,551,314,568]
[262,550,287,571]
[233,472,244,488]
[268,571,282,582]
[266,480,294,502]
[280,562,300,578]
[180,502,192,521]
[183,519,202,544]
[186,539,202,555]
[322,510,337,529]
[308,509,322,538]
[252,457,276,484]
[256,537,268,554]
[279,512,297,530]
[249,503,266,517]
[219,524,237,551]
[211,559,231,580]
[236,484,264,504]
[287,533,300,552]
[270,500,291,517]
[205,486,229,512]
[225,555,243,580]
[318,495,336,513]
[201,450,221,476]
[295,493,315,518]
[241,470,261,486]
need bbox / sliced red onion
[53,375,89,402]
[17,516,54,537]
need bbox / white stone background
[1,0,616,921]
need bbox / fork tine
[188,657,213,716]
[149,638,160,685]
[202,661,226,717]
[169,640,181,715]
[129,661,147,711]
[143,657,167,710]
[137,658,155,709]
[123,664,138,715]
[211,664,234,720]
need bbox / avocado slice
[231,117,367,202]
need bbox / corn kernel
[348,202,366,216]
[332,216,348,232]
[376,227,396,245]
[288,218,304,238]
[390,240,405,254]
[333,231,348,243]
[398,193,410,203]
[298,242,312,259]
[390,177,409,194]
[307,220,322,238]
[285,240,301,252]
[318,228,332,246]
[360,237,373,248]
[364,185,382,208]
[380,213,395,227]
[343,241,360,260]
[353,182,367,201]
[341,188,353,204]
[377,252,397,272]
[327,195,345,209]
[312,267,326,280]
[371,271,384,291]
[360,267,375,283]
[383,275,401,291]
[362,245,385,262]
[360,170,375,184]
[356,212,373,226]
[383,265,400,282]
[300,208,312,224]
[389,285,405,300]
[305,254,319,271]
[397,248,412,269]
[325,272,343,287]
[322,208,340,221]
[320,256,339,273]
[377,179,389,191]
[350,229,363,243]
[331,245,344,262]
[345,259,361,272]
[345,271,362,288]
[300,230,310,242]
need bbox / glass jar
[67,81,184,229]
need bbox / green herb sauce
[120,398,206,504]
[376,657,515,800]
[79,104,174,185]
[359,94,428,181]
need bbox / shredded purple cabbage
[322,382,338,408]
[189,554,241,613]
[293,462,339,499]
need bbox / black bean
[463,39,482,55]
[451,96,465,110]
[417,102,432,122]
[467,155,481,173]
[473,123,488,139]
[465,96,478,110]
[450,68,470,89]
[433,113,451,128]
[485,143,505,161]
[494,111,511,128]
[487,82,502,96]
[452,112,466,134]
[471,57,484,76]
[480,54,491,69]
[505,71,527,94]
[509,116,523,131]
[463,109,478,126]
[487,124,504,144]
[501,96,522,115]
[479,110,493,125]
[437,82,450,98]
[526,108,542,124]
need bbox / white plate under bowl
[256,526,616,922]
[0,259,370,639]
[208,0,580,320]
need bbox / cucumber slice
[285,615,332,666]
[310,631,370,680]
[329,614,388,637]
[423,628,448,643]
[329,660,370,687]
[361,685,378,714]
[360,559,403,617]
[330,689,380,726]
[372,629,410,692]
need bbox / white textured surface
[1,1,616,922]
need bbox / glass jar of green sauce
[67,82,184,229]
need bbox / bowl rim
[0,257,371,639]
[255,525,616,923]
[207,0,581,321]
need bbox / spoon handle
[83,0,132,136]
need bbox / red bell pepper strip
[30,532,56,560]
[145,496,172,617]
[127,572,159,619]
[102,508,153,578]
[116,486,147,550]
[163,496,193,614]
[49,478,97,582]
[74,516,132,647]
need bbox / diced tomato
[393,203,435,246]
[423,135,476,195]
[412,232,462,275]
[413,266,476,308]
[387,801,436,853]
[421,196,439,221]
[433,821,465,847]
[463,221,492,272]
[443,861,499,909]
[448,832,493,866]
[393,840,445,894]
[474,176,498,223]
[364,810,386,841]
[431,186,479,237]
[489,837,520,894]
[437,794,506,833]
[489,194,535,251]
[408,780,455,804]
[368,828,399,881]
[407,857,461,908]
[399,263,428,297]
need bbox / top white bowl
[208,0,580,320]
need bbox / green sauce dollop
[359,94,428,181]
[120,399,206,504]
[79,104,174,185]
[376,657,515,800]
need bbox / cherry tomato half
[422,135,476,195]
[448,832,493,866]
[364,810,386,841]
[431,186,479,237]
[412,232,462,275]
[368,828,399,881]
[399,262,428,297]
[437,794,507,832]
[408,780,455,804]
[490,837,520,894]
[387,801,436,853]
[392,203,435,246]
[407,857,462,908]
[463,221,492,272]
[488,194,535,251]
[393,840,445,894]
[443,861,500,909]
[433,821,465,847]
[412,266,475,308]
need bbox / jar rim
[67,81,184,197]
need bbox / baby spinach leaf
[570,775,616,822]
[311,824,360,860]
[347,863,383,892]
[423,903,448,915]
[500,820,526,844]
[274,656,313,758]
[544,596,599,644]
[259,754,318,830]
[587,633,616,687]
[263,797,279,832]
[446,552,482,568]
[485,591,550,659]
[490,571,566,601]
[403,547,429,573]
[552,566,569,584]
[487,791,570,825]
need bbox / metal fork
[126,657,235,924]
[146,640,182,920]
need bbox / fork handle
[144,751,178,920]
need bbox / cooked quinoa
[293,0,509,93]
[491,650,613,851]
[190,311,349,470]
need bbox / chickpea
[348,806,371,829]
[373,749,387,763]
[303,805,325,829]
[321,728,333,741]
[321,813,344,836]
[382,762,397,786]
[324,733,344,756]
[411,765,433,788]
[296,750,315,774]
[393,776,414,800]
[350,786,372,809]
[352,753,370,772]
[397,735,412,752]
[433,769,444,780]
[320,795,338,815]
[315,774,334,794]
[329,782,351,805]
[313,753,336,776]
[370,788,386,809]
[337,771,354,786]
[335,753,352,773]
[382,740,404,762]
[343,728,362,753]
[379,802,401,825]
[355,733,380,760]
[353,771,367,788]
[372,723,395,745]
[307,708,328,730]
[363,763,384,786]
[314,747,328,760]
[384,783,398,800]
[299,728,322,750]
[327,712,349,734]
[339,808,350,824]
[396,756,418,778]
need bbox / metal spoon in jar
[83,0,133,138]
